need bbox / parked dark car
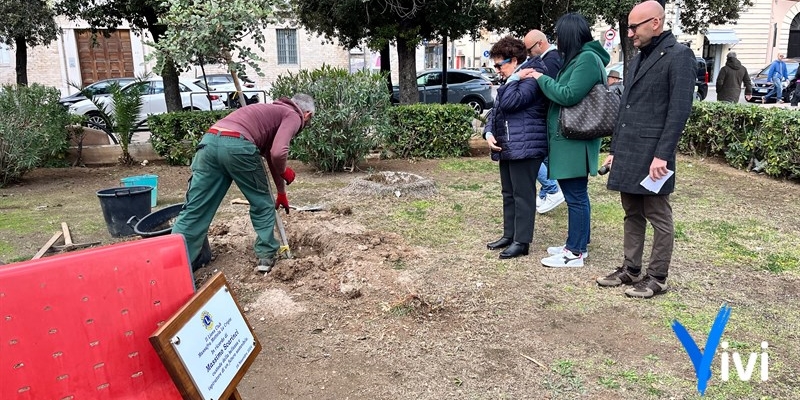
[464,66,501,84]
[390,69,495,114]
[747,58,800,103]
[59,77,137,107]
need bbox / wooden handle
[61,222,73,245]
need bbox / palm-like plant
[80,80,146,165]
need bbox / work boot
[257,254,278,273]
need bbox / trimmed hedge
[384,104,475,158]
[682,102,800,179]
[148,110,233,165]
[269,65,393,172]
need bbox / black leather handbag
[559,56,622,140]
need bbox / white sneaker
[546,245,588,259]
[537,191,565,214]
[541,249,584,268]
[536,196,544,208]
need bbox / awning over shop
[705,30,739,45]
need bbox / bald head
[523,30,550,57]
[628,0,665,48]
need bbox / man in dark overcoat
[596,0,695,298]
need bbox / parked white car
[68,78,225,131]
[193,74,263,108]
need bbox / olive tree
[153,0,275,106]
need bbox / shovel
[262,161,292,259]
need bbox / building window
[0,44,11,66]
[276,29,298,65]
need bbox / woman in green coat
[522,13,609,268]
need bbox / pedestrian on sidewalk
[715,52,752,103]
[762,54,788,104]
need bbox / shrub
[0,84,71,186]
[148,110,233,165]
[383,104,475,159]
[682,102,800,178]
[269,65,392,172]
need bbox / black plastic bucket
[127,203,212,271]
[97,186,153,237]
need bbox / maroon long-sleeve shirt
[212,98,305,193]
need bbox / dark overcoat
[607,32,695,195]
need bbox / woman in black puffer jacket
[483,35,549,259]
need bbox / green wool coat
[536,41,610,179]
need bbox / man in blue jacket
[763,53,788,104]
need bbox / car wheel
[462,97,485,114]
[85,111,109,131]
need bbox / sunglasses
[494,58,512,69]
[627,17,655,33]
[527,41,541,53]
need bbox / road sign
[605,29,616,41]
[483,50,490,58]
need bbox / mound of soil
[342,171,436,198]
[195,208,420,302]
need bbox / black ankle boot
[487,237,513,250]
[499,242,529,259]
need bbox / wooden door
[75,29,135,86]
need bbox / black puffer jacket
[483,57,549,161]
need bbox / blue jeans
[537,158,559,199]
[557,176,591,253]
[765,76,783,101]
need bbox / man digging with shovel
[172,93,315,273]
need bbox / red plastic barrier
[0,234,195,400]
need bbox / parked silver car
[59,77,137,107]
[391,69,495,114]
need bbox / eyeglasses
[527,41,541,53]
[494,58,512,69]
[627,17,655,33]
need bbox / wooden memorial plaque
[150,272,261,400]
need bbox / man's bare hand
[649,157,669,181]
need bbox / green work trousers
[172,133,279,263]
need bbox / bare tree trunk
[148,22,182,111]
[618,17,637,75]
[160,56,183,111]
[380,43,392,93]
[396,37,418,105]
[14,37,27,86]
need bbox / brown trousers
[620,192,674,279]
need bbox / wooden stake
[32,231,63,260]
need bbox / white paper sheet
[640,169,674,193]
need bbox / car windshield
[755,62,799,79]
[194,81,210,90]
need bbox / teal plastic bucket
[121,174,158,207]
